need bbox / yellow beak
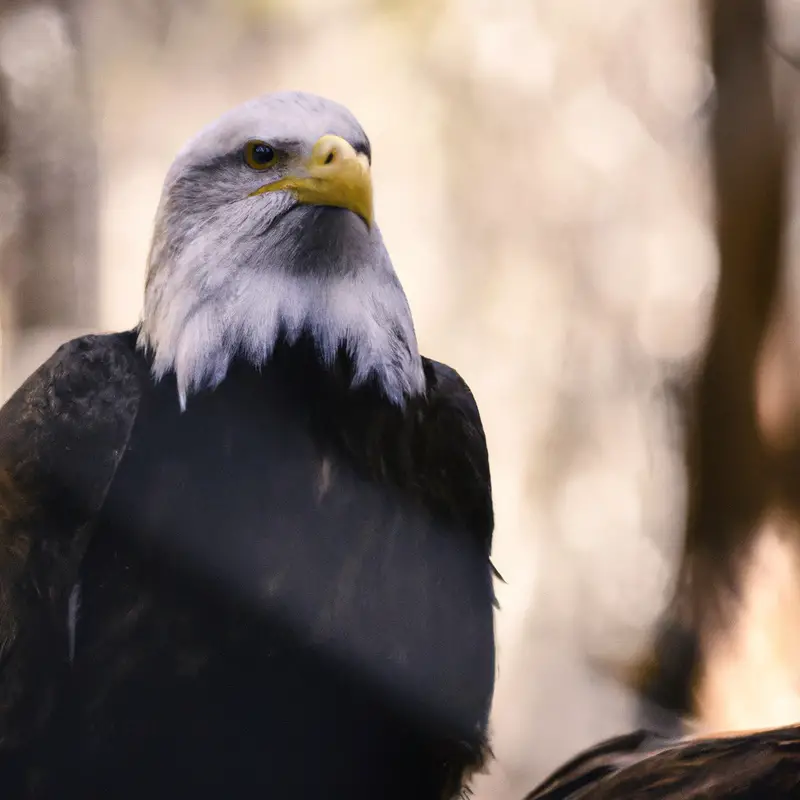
[250,135,373,227]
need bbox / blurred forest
[3,1,800,798]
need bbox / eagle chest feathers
[47,335,493,799]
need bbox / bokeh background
[3,1,800,798]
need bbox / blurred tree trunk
[685,0,786,627]
[0,0,98,397]
[640,0,792,726]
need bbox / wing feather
[0,332,143,760]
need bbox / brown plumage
[524,725,800,799]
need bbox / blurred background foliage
[3,1,800,798]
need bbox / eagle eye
[243,140,276,170]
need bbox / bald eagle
[0,92,495,800]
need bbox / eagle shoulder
[421,358,494,554]
[0,329,144,759]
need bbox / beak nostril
[324,151,335,165]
